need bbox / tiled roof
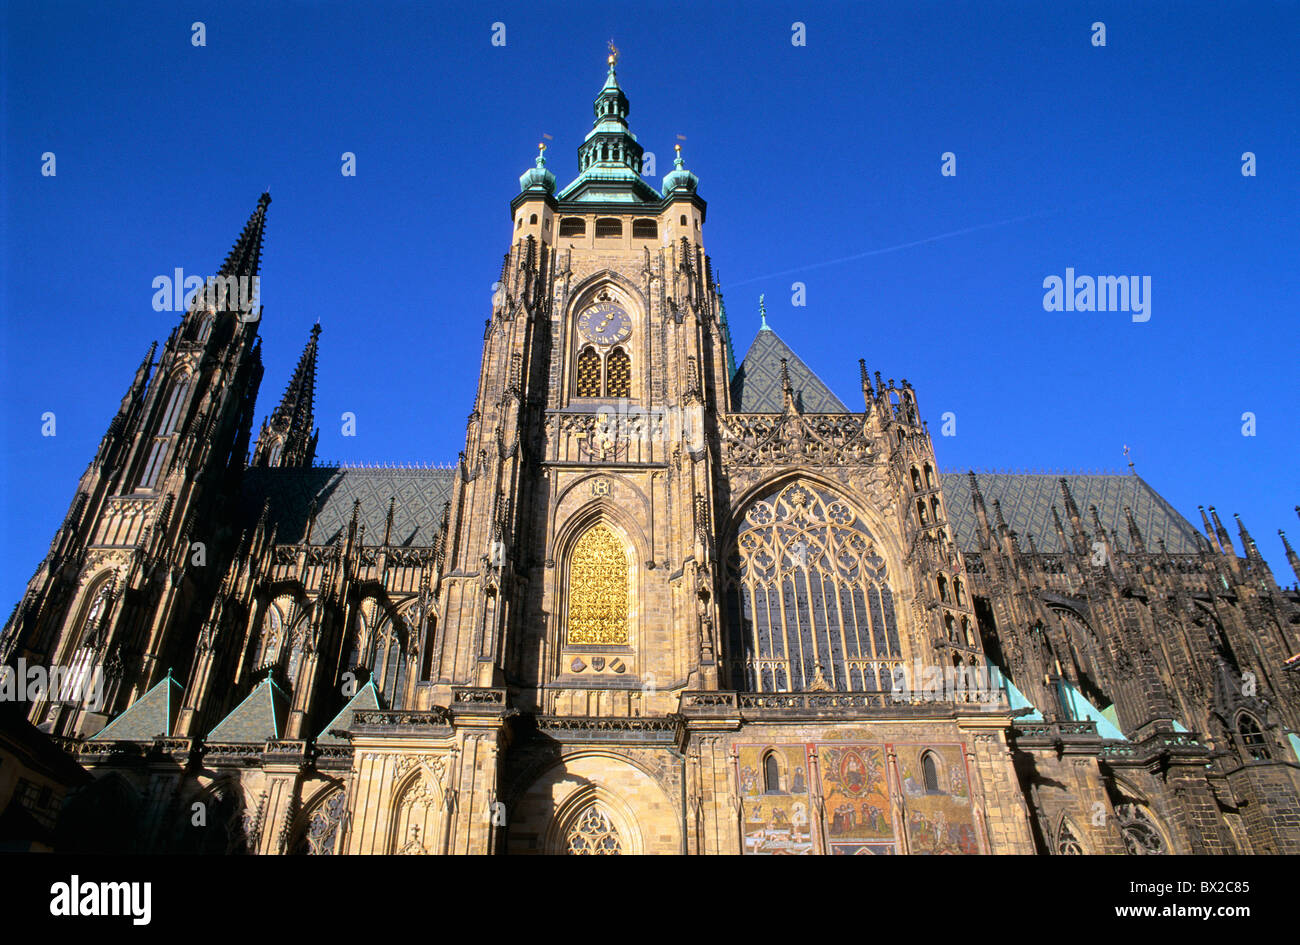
[207,678,289,743]
[731,328,850,414]
[941,472,1205,555]
[89,673,183,741]
[241,465,456,547]
[316,681,382,745]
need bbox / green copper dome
[519,143,557,194]
[662,145,699,196]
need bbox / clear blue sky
[2,1,1297,609]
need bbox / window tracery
[1116,803,1167,855]
[565,805,623,855]
[725,482,901,692]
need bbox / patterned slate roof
[89,674,183,742]
[242,466,456,547]
[316,680,382,745]
[731,328,850,414]
[941,472,1205,555]
[207,678,289,743]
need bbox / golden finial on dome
[607,39,619,67]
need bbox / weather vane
[608,39,619,67]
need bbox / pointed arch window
[575,346,602,397]
[61,583,110,705]
[606,347,631,397]
[137,377,190,490]
[1116,802,1167,855]
[566,523,629,646]
[725,482,901,693]
[921,752,942,794]
[374,620,408,709]
[763,752,782,794]
[1238,713,1269,760]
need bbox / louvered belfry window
[606,347,631,397]
[575,346,602,397]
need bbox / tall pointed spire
[252,323,320,468]
[1280,530,1300,585]
[218,192,272,278]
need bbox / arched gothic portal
[725,482,902,692]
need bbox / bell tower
[423,51,735,718]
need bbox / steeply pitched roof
[941,472,1205,554]
[89,673,184,742]
[316,680,382,745]
[731,328,849,414]
[207,678,289,744]
[241,465,455,547]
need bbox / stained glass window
[726,482,900,692]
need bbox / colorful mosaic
[737,744,814,855]
[898,745,979,854]
[819,745,893,852]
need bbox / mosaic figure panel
[897,745,979,854]
[737,744,814,855]
[818,744,893,855]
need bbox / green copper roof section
[557,54,662,204]
[1289,732,1300,764]
[518,142,556,195]
[1059,681,1127,740]
[90,670,184,741]
[316,680,382,745]
[207,677,289,743]
[662,144,700,197]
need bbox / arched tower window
[374,619,408,709]
[565,523,630,646]
[137,376,190,490]
[606,347,631,397]
[1238,713,1269,760]
[725,482,901,692]
[62,581,111,704]
[575,346,602,397]
[921,752,941,794]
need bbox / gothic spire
[218,192,272,278]
[1281,529,1300,585]
[252,323,320,468]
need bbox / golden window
[606,347,631,397]
[566,523,629,645]
[575,346,601,397]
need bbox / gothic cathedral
[5,56,1300,855]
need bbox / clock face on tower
[577,302,632,345]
